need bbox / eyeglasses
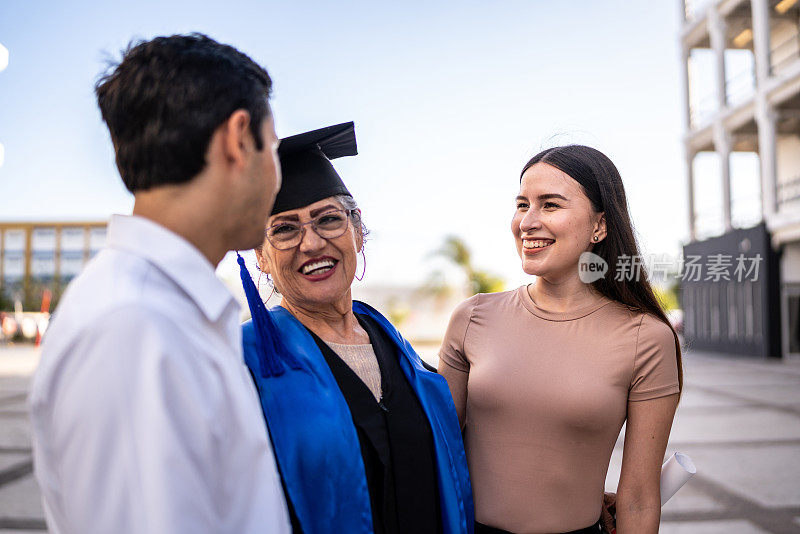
[265,209,355,250]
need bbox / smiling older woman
[236,123,473,534]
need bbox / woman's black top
[304,313,442,534]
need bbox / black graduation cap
[272,122,357,214]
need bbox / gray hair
[334,194,369,241]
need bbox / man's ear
[254,245,271,275]
[220,109,252,168]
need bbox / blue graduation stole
[241,302,474,534]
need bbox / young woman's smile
[521,237,555,254]
[512,163,602,280]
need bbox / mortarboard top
[272,122,357,215]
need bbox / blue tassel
[236,253,302,377]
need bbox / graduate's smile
[258,197,363,311]
[298,256,339,281]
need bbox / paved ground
[1,344,799,533]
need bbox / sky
[0,0,697,289]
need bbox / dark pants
[475,520,602,534]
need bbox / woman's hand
[615,393,679,534]
[600,491,616,533]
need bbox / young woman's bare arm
[438,361,469,428]
[615,393,679,533]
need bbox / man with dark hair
[29,34,290,534]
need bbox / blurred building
[350,284,470,345]
[0,221,107,310]
[679,0,800,358]
[1,41,7,168]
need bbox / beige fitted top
[438,286,679,534]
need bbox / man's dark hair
[95,33,273,193]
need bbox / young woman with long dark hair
[438,145,682,534]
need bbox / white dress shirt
[29,215,291,534]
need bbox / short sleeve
[438,295,478,372]
[629,314,680,401]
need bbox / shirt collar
[106,214,237,323]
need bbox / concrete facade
[680,0,800,358]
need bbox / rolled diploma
[660,452,696,506]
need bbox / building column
[756,102,779,219]
[714,125,733,231]
[680,45,692,130]
[708,7,728,110]
[83,225,91,264]
[686,146,697,241]
[707,6,733,232]
[751,0,772,86]
[679,35,696,241]
[752,0,777,221]
[23,228,32,308]
[55,226,62,283]
[679,0,688,23]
